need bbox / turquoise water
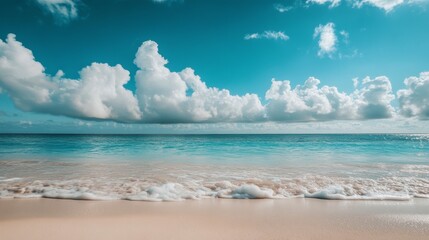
[1,134,428,163]
[0,134,428,201]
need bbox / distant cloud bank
[1,34,428,123]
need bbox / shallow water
[0,134,428,201]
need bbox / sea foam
[304,185,413,201]
[0,134,428,202]
[1,176,428,201]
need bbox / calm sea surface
[0,134,428,201]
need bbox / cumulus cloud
[307,0,342,8]
[1,33,425,124]
[0,34,53,109]
[397,72,429,119]
[265,77,356,121]
[0,34,264,123]
[35,0,79,24]
[265,75,395,122]
[0,34,141,122]
[313,22,337,57]
[355,76,395,119]
[134,41,265,123]
[244,31,289,41]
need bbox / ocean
[0,134,428,201]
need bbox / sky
[0,0,429,133]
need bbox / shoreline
[1,198,429,240]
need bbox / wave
[1,175,428,201]
[0,177,23,183]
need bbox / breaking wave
[1,175,428,201]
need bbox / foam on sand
[304,185,412,201]
[222,184,276,199]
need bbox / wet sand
[1,198,429,240]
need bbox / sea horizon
[2,132,429,135]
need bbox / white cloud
[35,0,79,24]
[0,34,426,125]
[0,34,141,122]
[353,0,405,12]
[397,72,429,119]
[51,63,142,121]
[354,76,395,119]
[0,34,264,123]
[313,22,337,57]
[134,41,265,123]
[265,75,395,122]
[307,0,342,8]
[0,34,52,109]
[274,3,293,12]
[244,31,289,41]
[306,0,423,12]
[244,33,259,40]
[265,77,356,121]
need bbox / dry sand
[1,198,429,240]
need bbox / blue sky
[1,0,429,133]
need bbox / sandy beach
[1,198,428,240]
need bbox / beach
[1,198,429,240]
